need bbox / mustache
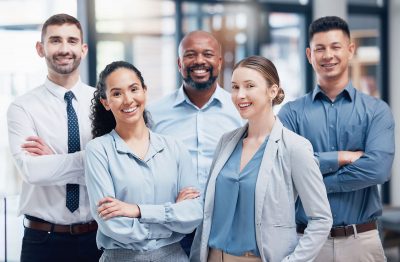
[53,52,76,59]
[187,64,212,71]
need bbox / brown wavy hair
[233,55,285,106]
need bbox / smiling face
[100,68,147,130]
[306,29,354,85]
[178,32,222,90]
[36,24,87,78]
[231,67,277,121]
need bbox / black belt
[297,221,377,237]
[24,215,97,235]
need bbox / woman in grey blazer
[190,56,332,262]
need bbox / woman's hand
[97,197,141,220]
[176,187,200,203]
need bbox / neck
[48,70,80,90]
[317,75,349,101]
[115,119,148,142]
[247,110,275,140]
[183,83,217,108]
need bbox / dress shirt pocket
[340,124,366,150]
[23,227,52,244]
[147,224,173,239]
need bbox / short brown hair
[233,55,285,105]
[41,14,83,42]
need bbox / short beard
[183,66,218,90]
[47,53,81,75]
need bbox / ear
[36,41,45,58]
[177,57,182,72]
[100,98,111,111]
[306,47,312,64]
[269,84,279,100]
[348,42,355,60]
[81,43,88,59]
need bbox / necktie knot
[64,91,75,103]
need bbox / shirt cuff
[138,204,166,224]
[315,151,339,175]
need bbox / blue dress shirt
[85,130,203,251]
[148,86,243,193]
[208,134,268,257]
[278,82,395,226]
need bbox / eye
[247,84,255,88]
[204,53,214,58]
[50,38,61,44]
[315,48,324,52]
[111,91,121,97]
[131,86,139,92]
[69,39,79,45]
[231,84,239,90]
[184,53,195,58]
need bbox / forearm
[13,151,85,186]
[139,198,203,234]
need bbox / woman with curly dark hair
[85,61,202,262]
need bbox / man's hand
[97,197,140,219]
[338,150,364,166]
[176,187,200,203]
[21,136,54,156]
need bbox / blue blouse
[208,134,269,257]
[85,130,203,251]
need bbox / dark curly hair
[90,61,152,138]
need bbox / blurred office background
[1,0,400,261]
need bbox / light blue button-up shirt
[148,86,243,192]
[278,82,395,226]
[209,134,268,257]
[85,130,203,251]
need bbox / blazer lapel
[255,119,283,224]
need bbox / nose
[322,48,334,60]
[237,87,246,99]
[194,54,206,65]
[58,41,70,54]
[123,93,134,105]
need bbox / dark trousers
[20,227,102,262]
[180,230,196,257]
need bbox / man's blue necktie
[64,91,80,213]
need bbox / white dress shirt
[7,78,94,224]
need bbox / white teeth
[193,69,206,74]
[239,103,251,108]
[322,63,336,68]
[122,107,137,113]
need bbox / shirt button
[331,146,335,150]
[331,104,334,107]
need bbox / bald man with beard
[148,31,243,255]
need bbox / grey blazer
[190,118,332,262]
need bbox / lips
[122,106,138,113]
[238,102,252,109]
[321,63,338,68]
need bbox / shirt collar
[312,81,355,102]
[44,77,84,103]
[173,84,224,109]
[110,129,165,160]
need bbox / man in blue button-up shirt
[279,16,394,262]
[148,31,242,256]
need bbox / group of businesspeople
[6,12,394,262]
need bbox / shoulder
[10,85,45,106]
[281,127,313,152]
[86,133,113,153]
[220,125,246,142]
[147,89,178,113]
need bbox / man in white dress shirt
[7,14,101,262]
